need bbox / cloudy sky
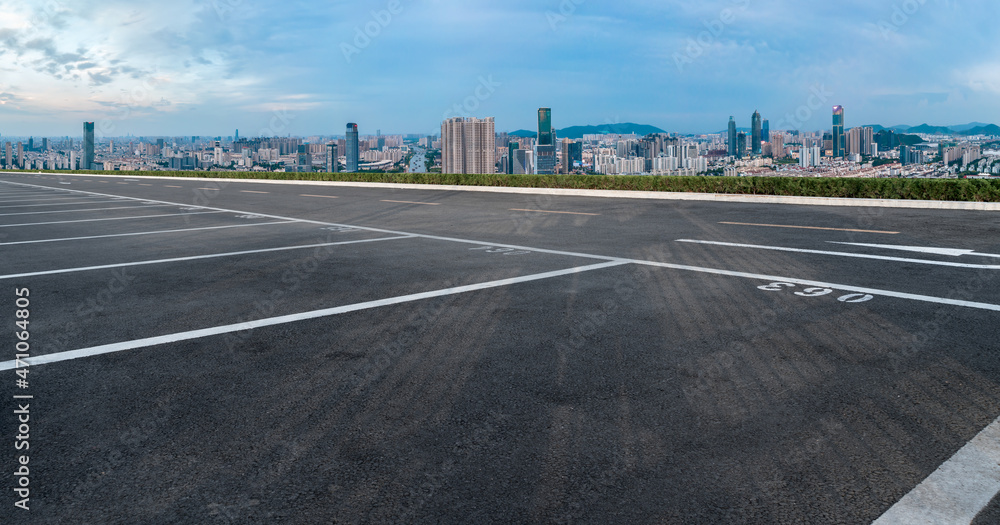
[0,0,997,137]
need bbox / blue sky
[0,0,997,137]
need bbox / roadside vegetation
[14,169,1000,202]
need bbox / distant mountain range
[508,123,666,140]
[864,123,999,136]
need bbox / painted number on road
[469,246,531,256]
[758,283,874,304]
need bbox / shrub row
[24,169,1000,202]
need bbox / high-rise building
[535,108,555,174]
[28,137,34,152]
[727,116,737,158]
[296,144,312,172]
[17,142,24,169]
[537,108,553,146]
[41,138,48,151]
[83,122,95,170]
[762,119,770,142]
[512,148,533,174]
[751,111,762,155]
[770,133,785,159]
[4,142,10,169]
[860,126,874,156]
[737,132,747,159]
[441,117,496,174]
[345,123,359,172]
[832,105,845,158]
[846,128,861,156]
[507,142,519,174]
[326,143,339,173]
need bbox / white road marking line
[0,236,414,280]
[0,204,170,217]
[4,180,998,313]
[301,194,339,199]
[0,200,135,209]
[241,190,269,194]
[0,221,297,246]
[830,242,1000,259]
[381,199,440,205]
[677,239,1000,270]
[873,416,1000,525]
[0,261,627,371]
[165,185,183,188]
[0,196,94,203]
[509,208,600,216]
[719,221,900,234]
[0,211,224,228]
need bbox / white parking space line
[0,200,136,209]
[381,199,440,206]
[0,236,415,280]
[676,239,1000,270]
[0,211,224,228]
[874,416,1000,525]
[0,221,298,246]
[0,193,75,199]
[510,208,600,216]
[0,261,628,371]
[241,190,269,194]
[301,194,339,199]
[0,205,170,217]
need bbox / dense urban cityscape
[2,106,998,180]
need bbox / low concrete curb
[10,171,1000,211]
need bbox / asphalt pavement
[1,171,999,524]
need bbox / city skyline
[1,1,998,136]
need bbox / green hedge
[15,169,1000,202]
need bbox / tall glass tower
[346,123,359,172]
[727,116,737,158]
[537,108,553,146]
[832,106,845,158]
[751,111,762,155]
[83,122,95,170]
[535,108,555,174]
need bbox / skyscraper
[83,122,95,170]
[345,123,359,172]
[535,108,555,175]
[507,142,519,174]
[4,142,10,169]
[751,111,762,155]
[727,116,737,158]
[832,106,845,158]
[441,117,496,174]
[737,132,747,159]
[326,142,339,173]
[762,119,770,143]
[537,108,553,146]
